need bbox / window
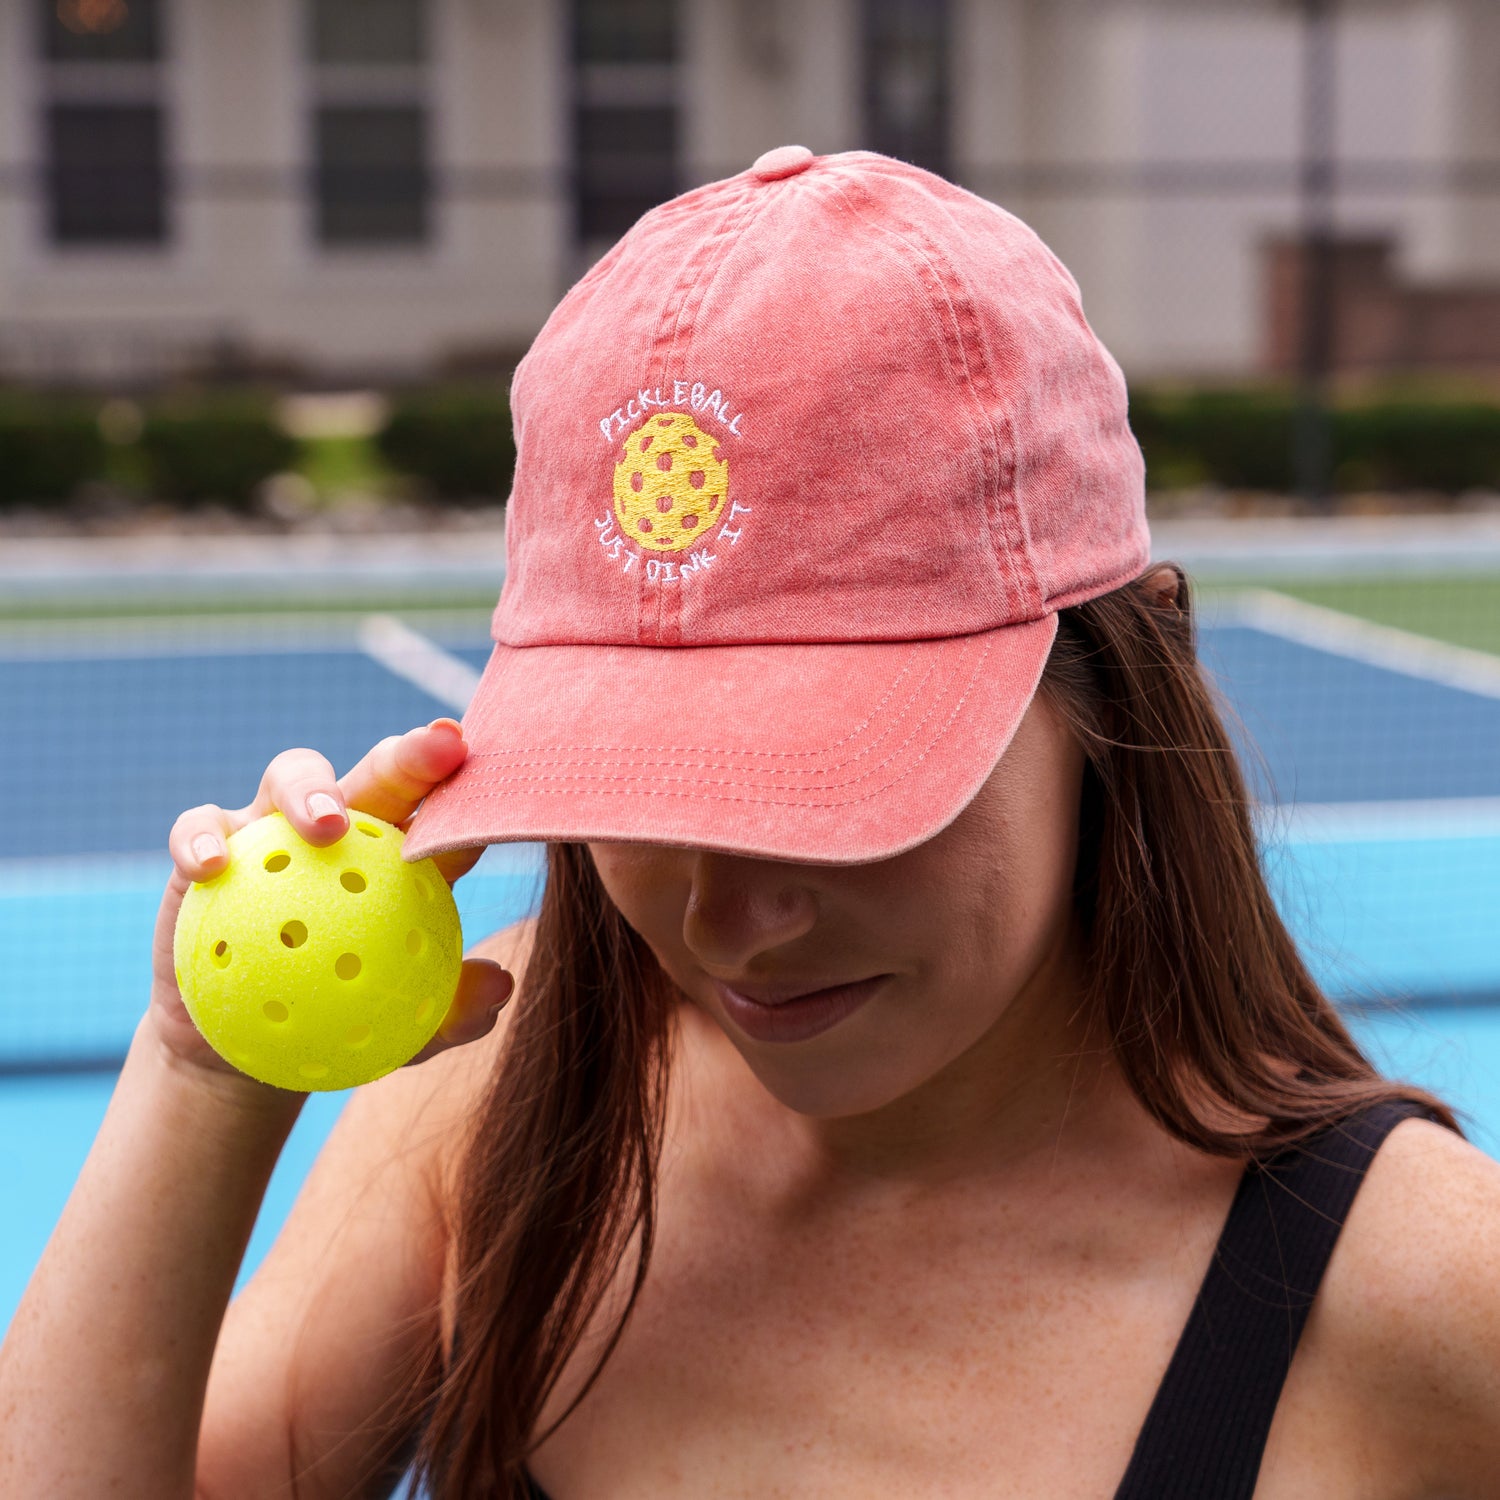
[45,0,160,61]
[307,0,431,248]
[571,0,679,254]
[38,0,170,246]
[860,0,951,179]
[46,102,165,244]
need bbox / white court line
[0,841,542,895]
[1217,588,1500,701]
[1258,797,1500,844]
[0,805,1490,899]
[0,850,170,894]
[357,614,483,712]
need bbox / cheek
[586,844,686,949]
[902,731,1084,1017]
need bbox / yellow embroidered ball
[612,410,729,551]
[173,810,463,1092]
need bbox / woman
[4,147,1499,1500]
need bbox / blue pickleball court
[4,587,1500,1339]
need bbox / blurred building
[0,0,1497,388]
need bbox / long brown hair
[385,564,1459,1498]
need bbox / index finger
[354,722,486,887]
[337,718,469,829]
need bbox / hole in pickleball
[346,1023,372,1048]
[356,821,381,839]
[406,929,426,956]
[263,1000,289,1023]
[211,939,230,968]
[340,870,367,894]
[335,952,362,981]
[280,920,308,949]
[264,851,290,873]
[300,1062,329,1080]
[415,873,434,901]
[415,998,434,1024]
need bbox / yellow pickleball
[173,810,463,1091]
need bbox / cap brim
[402,615,1058,866]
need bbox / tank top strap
[1113,1098,1440,1500]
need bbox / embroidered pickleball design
[612,412,729,553]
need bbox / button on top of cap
[751,144,815,181]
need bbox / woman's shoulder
[1307,1112,1500,1487]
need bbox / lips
[719,977,872,1006]
[710,974,888,1044]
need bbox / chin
[728,1042,935,1121]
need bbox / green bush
[0,394,109,508]
[1129,383,1500,494]
[375,385,515,504]
[1333,401,1500,493]
[137,392,298,510]
[1130,386,1297,492]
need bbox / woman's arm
[0,723,511,1498]
[0,984,510,1500]
[1302,1115,1500,1496]
[0,1020,305,1497]
[196,925,529,1500]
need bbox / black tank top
[517,1098,1435,1500]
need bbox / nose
[681,851,819,972]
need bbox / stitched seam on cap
[462,633,990,762]
[635,184,768,645]
[460,637,985,794]
[820,170,1040,616]
[465,638,952,760]
[439,636,995,811]
[473,649,939,778]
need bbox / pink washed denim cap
[403,144,1149,866]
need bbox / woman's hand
[150,717,514,1085]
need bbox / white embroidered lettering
[728,501,753,519]
[601,384,745,440]
[719,526,742,546]
[595,516,647,576]
[646,558,679,583]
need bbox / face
[587,691,1089,1120]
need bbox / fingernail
[306,792,343,821]
[192,833,224,863]
[428,718,464,740]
